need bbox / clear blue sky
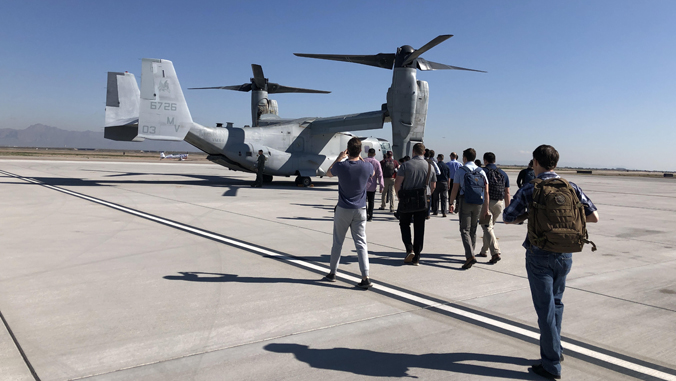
[1,0,674,170]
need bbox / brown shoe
[489,254,501,264]
[404,253,415,263]
[476,253,488,258]
[461,258,477,269]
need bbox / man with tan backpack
[503,144,599,380]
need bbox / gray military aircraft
[103,35,483,185]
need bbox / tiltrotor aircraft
[104,35,484,186]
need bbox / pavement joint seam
[3,168,676,381]
[0,308,41,381]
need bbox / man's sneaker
[489,254,502,264]
[476,253,488,257]
[357,278,372,289]
[404,253,415,263]
[461,258,477,270]
[323,272,336,282]
[530,364,560,379]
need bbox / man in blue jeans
[503,145,599,379]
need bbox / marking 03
[2,169,676,381]
[141,125,156,134]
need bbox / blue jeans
[526,246,572,376]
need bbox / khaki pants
[479,199,505,255]
[381,178,396,210]
[458,196,483,260]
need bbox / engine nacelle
[387,67,430,159]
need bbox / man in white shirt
[448,148,490,269]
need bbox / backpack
[461,166,485,205]
[527,178,597,253]
[382,159,396,178]
[485,168,505,201]
[398,162,432,213]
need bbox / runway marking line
[2,169,675,381]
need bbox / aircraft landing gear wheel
[263,175,273,183]
[295,176,312,187]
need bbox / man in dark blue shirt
[432,154,451,217]
[325,137,375,289]
[503,145,599,380]
[517,160,536,189]
[478,152,511,264]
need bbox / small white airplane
[160,152,188,161]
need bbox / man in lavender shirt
[364,148,384,221]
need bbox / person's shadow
[264,343,538,379]
[162,272,344,289]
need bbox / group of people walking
[324,138,600,380]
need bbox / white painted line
[7,171,676,381]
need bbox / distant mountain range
[0,124,199,152]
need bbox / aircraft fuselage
[185,121,388,178]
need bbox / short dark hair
[437,154,444,161]
[528,160,533,168]
[386,151,393,157]
[368,148,376,155]
[258,149,264,153]
[483,152,496,164]
[463,148,476,162]
[412,143,425,156]
[429,150,435,158]
[532,144,559,170]
[450,152,457,160]
[347,137,362,158]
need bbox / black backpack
[485,168,505,201]
[382,159,396,178]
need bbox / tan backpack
[527,178,597,253]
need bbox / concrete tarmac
[1,159,675,381]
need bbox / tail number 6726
[150,102,177,111]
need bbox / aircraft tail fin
[104,72,144,141]
[138,58,193,141]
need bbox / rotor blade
[251,64,266,89]
[188,83,253,92]
[416,58,487,73]
[294,53,396,69]
[267,83,331,94]
[402,34,453,67]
